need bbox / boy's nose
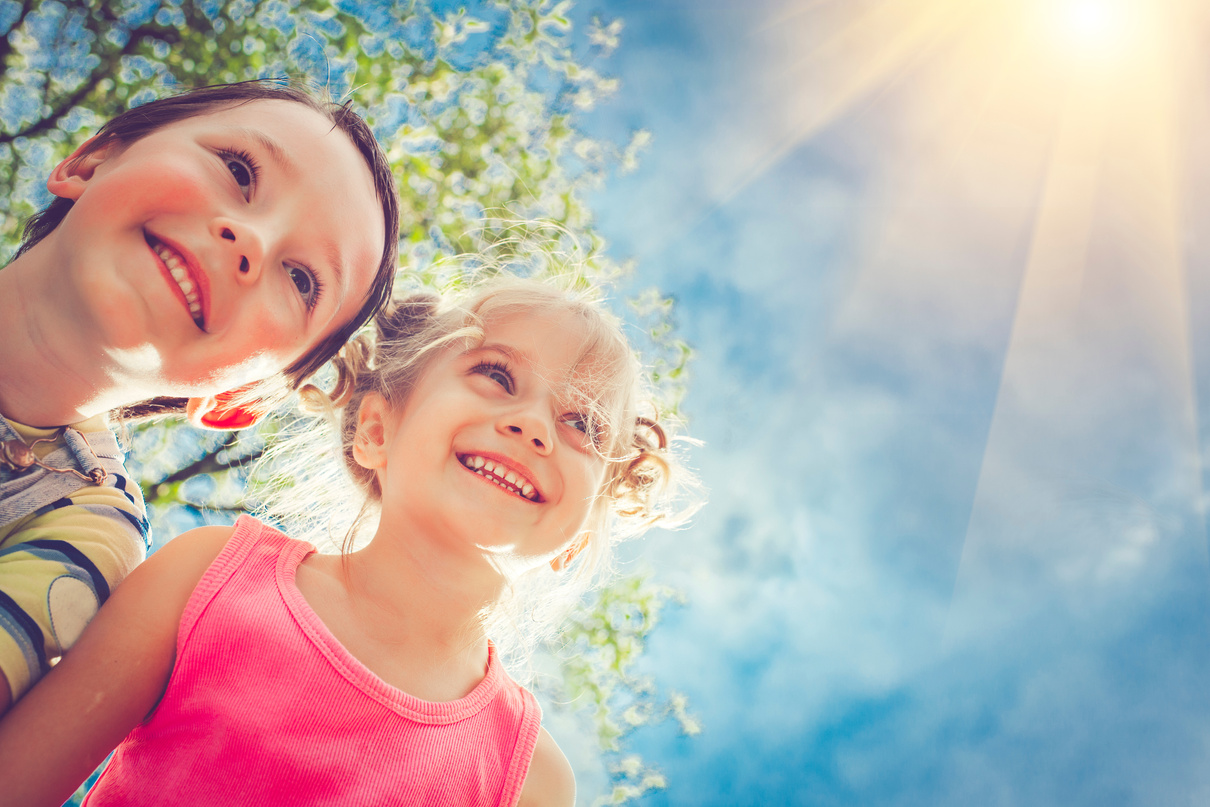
[212,218,266,284]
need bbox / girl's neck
[0,246,135,425]
[346,520,500,653]
[307,523,504,702]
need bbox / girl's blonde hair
[262,274,693,664]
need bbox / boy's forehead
[141,100,364,192]
[170,100,332,142]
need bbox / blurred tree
[0,1,695,804]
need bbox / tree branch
[0,21,177,144]
[0,0,37,71]
[150,437,267,488]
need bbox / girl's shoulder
[159,517,295,589]
[146,524,238,591]
[159,524,237,561]
[516,727,576,807]
[151,518,294,615]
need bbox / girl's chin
[475,549,556,579]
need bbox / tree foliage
[0,0,696,803]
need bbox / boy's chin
[104,343,167,373]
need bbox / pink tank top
[84,516,541,807]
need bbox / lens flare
[1046,0,1156,67]
[1060,0,1127,45]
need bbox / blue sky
[561,1,1210,804]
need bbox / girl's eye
[561,413,599,446]
[219,149,259,200]
[471,361,515,393]
[288,265,322,311]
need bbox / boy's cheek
[88,161,216,214]
[212,320,304,377]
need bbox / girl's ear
[550,533,591,572]
[352,392,391,470]
[186,391,263,431]
[47,136,114,201]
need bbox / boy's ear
[47,136,114,201]
[550,533,591,573]
[186,390,264,432]
[352,392,391,470]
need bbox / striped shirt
[0,415,148,701]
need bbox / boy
[0,82,400,714]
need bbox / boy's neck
[0,246,135,427]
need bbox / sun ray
[752,0,979,196]
[944,0,1208,639]
[647,0,990,253]
[944,80,1113,640]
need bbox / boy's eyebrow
[325,239,347,296]
[233,127,297,176]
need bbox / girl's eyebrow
[476,343,526,364]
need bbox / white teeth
[460,455,537,501]
[152,239,204,327]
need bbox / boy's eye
[226,159,252,192]
[219,149,259,200]
[288,265,322,310]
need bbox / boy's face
[46,99,385,398]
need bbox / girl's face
[359,310,609,567]
[46,99,385,397]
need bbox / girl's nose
[499,408,554,455]
[212,218,265,284]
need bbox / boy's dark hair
[20,80,401,418]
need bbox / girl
[0,277,689,806]
[0,81,400,714]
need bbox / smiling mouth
[146,234,205,330]
[458,454,542,502]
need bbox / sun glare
[1045,0,1158,68]
[737,0,1206,641]
[1058,0,1128,46]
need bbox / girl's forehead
[481,308,584,347]
[480,310,591,366]
[477,309,618,394]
